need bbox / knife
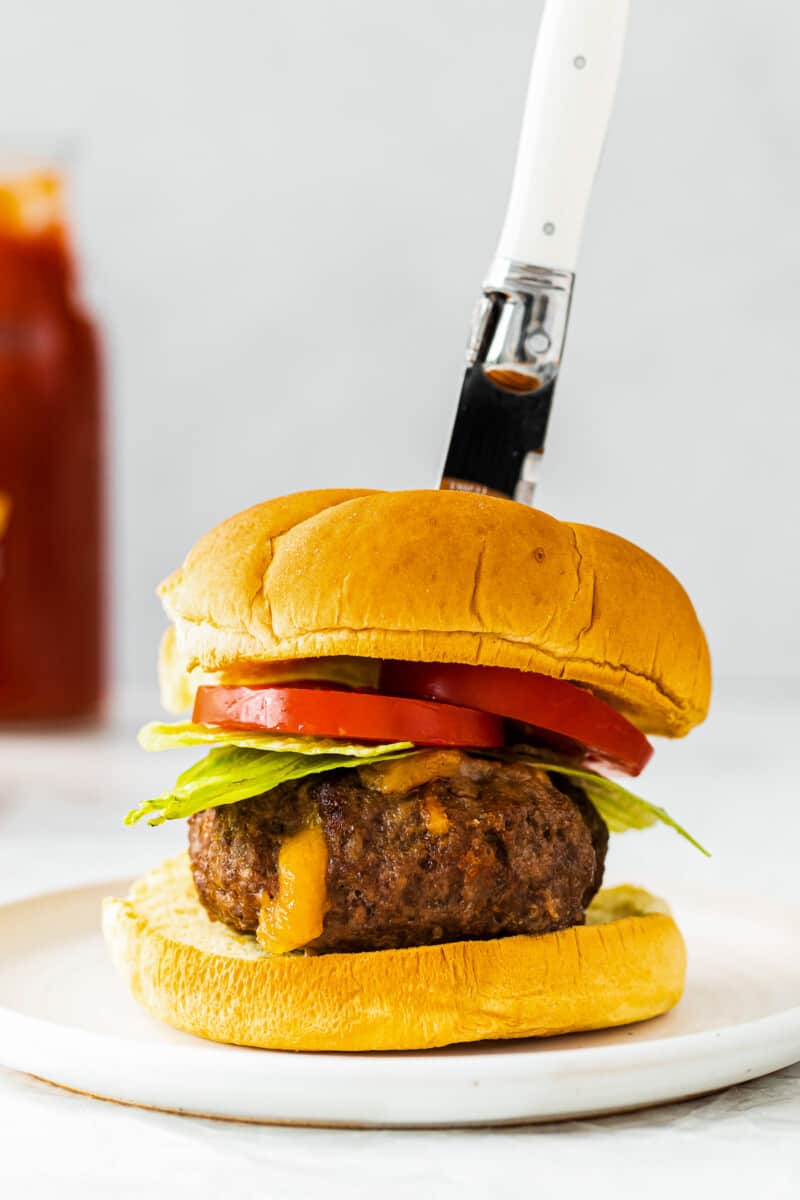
[440,0,630,504]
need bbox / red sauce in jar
[0,172,104,721]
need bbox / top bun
[159,489,710,737]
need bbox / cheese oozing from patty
[256,825,330,955]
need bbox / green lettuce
[138,721,413,757]
[129,725,708,856]
[125,743,414,827]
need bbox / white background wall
[2,0,798,701]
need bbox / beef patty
[187,750,608,954]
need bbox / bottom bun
[102,853,686,1052]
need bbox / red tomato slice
[193,685,504,749]
[380,662,653,775]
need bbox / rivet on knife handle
[441,0,630,504]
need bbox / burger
[103,488,710,1052]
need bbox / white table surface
[1,688,799,1199]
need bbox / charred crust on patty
[187,752,608,954]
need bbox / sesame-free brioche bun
[158,489,710,737]
[103,854,686,1053]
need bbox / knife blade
[441,0,630,504]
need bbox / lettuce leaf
[138,721,413,757]
[125,743,414,827]
[128,727,708,857]
[512,755,710,856]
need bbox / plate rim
[1,873,799,1125]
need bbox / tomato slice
[193,685,504,749]
[380,662,653,775]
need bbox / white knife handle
[494,0,630,274]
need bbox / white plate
[0,878,798,1127]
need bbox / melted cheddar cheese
[358,749,464,795]
[421,795,450,836]
[257,825,330,954]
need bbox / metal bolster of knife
[441,257,574,505]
